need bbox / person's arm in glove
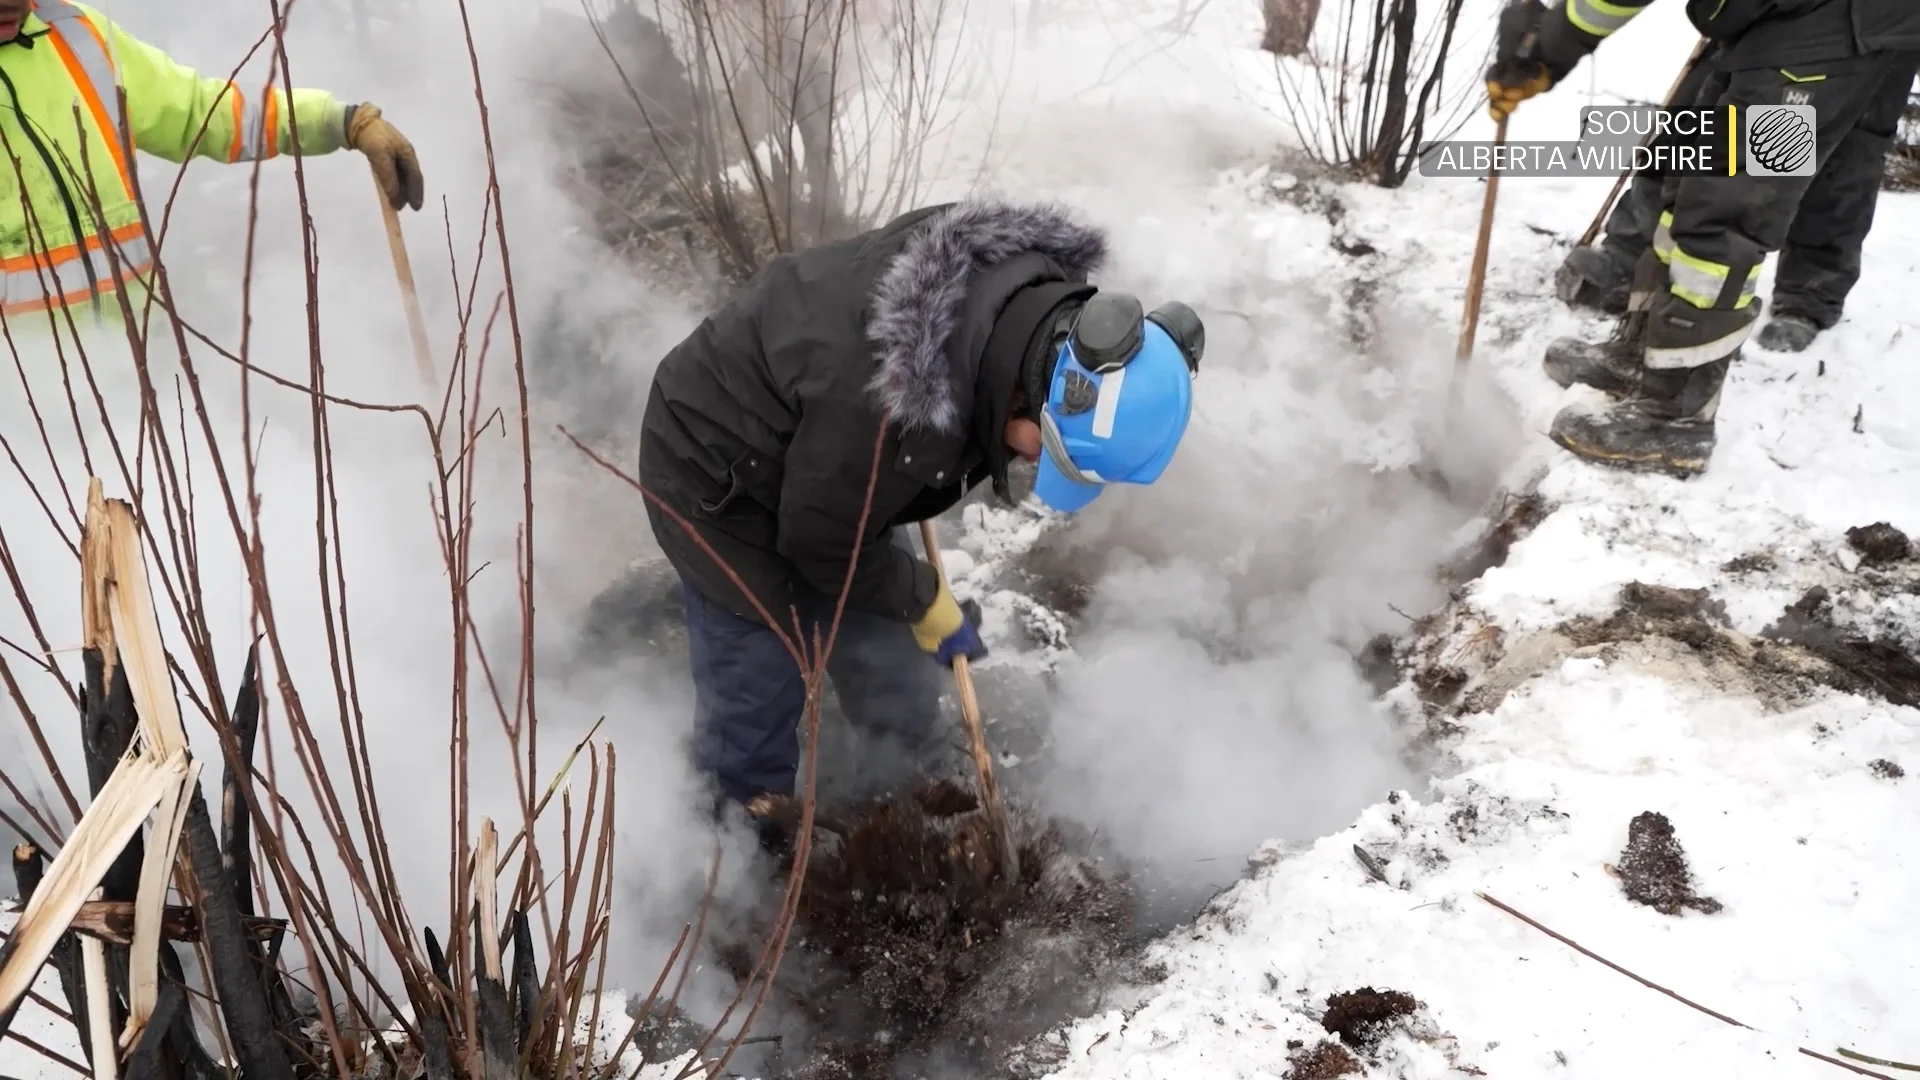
[1485,0,1650,121]
[345,104,426,212]
[100,7,421,210]
[909,578,988,668]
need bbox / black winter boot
[1548,357,1731,479]
[1555,245,1636,315]
[1544,251,1669,396]
[1754,314,1820,353]
[1543,313,1646,396]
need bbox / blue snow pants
[681,549,943,804]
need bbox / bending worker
[1488,0,1920,478]
[1557,42,1919,355]
[638,200,1203,835]
[0,0,422,323]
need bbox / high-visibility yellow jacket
[0,0,348,321]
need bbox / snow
[1024,658,1917,1079]
[571,991,701,1080]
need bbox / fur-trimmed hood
[865,200,1108,433]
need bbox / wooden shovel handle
[375,166,436,391]
[918,519,1021,883]
[1456,114,1508,367]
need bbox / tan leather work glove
[1486,68,1553,121]
[1485,0,1561,122]
[346,104,424,212]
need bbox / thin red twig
[1476,892,1893,1080]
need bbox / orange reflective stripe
[44,15,132,196]
[226,84,245,162]
[6,277,109,317]
[0,221,147,273]
[262,89,280,160]
[0,227,153,316]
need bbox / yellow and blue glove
[910,579,988,668]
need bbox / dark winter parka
[1541,0,1920,71]
[638,201,1108,627]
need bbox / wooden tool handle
[1577,37,1712,248]
[918,519,1021,883]
[375,167,436,391]
[1456,114,1508,366]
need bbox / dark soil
[618,1001,708,1067]
[1615,812,1722,916]
[1762,587,1920,709]
[1565,583,1730,653]
[1720,552,1777,575]
[725,782,1142,1079]
[1355,633,1401,696]
[1321,987,1420,1054]
[1005,525,1098,622]
[1846,522,1913,565]
[1289,1038,1364,1079]
[1440,492,1550,586]
[1413,664,1470,708]
[1551,582,1920,712]
[1870,758,1905,780]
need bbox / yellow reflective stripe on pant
[1666,245,1761,311]
[1564,0,1641,38]
[1,225,155,318]
[1653,211,1676,264]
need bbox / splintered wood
[0,479,202,1054]
[0,754,189,1019]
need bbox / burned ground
[710,782,1148,1079]
[1391,574,1920,733]
[1437,490,1550,588]
[1763,586,1920,709]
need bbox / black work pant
[1600,48,1918,326]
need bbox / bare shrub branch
[1269,0,1478,187]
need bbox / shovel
[918,519,1021,884]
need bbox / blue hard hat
[1033,293,1201,513]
